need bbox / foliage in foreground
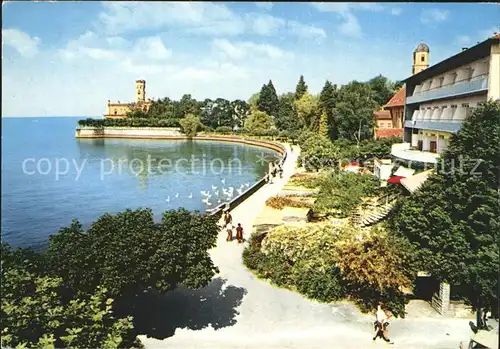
[288,173,324,189]
[1,264,133,349]
[390,101,500,310]
[1,208,220,347]
[243,224,415,316]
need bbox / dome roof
[414,42,429,53]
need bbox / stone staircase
[350,195,398,228]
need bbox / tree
[295,92,320,131]
[179,114,203,137]
[367,75,396,107]
[244,110,274,135]
[257,80,279,118]
[44,208,220,297]
[212,98,233,128]
[200,98,216,129]
[319,110,328,138]
[299,135,339,171]
[275,92,300,138]
[1,269,134,348]
[319,80,338,140]
[391,101,500,310]
[178,94,201,118]
[295,75,308,100]
[231,99,250,129]
[248,92,260,111]
[335,228,417,316]
[333,81,377,142]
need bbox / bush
[265,196,311,210]
[292,265,345,302]
[289,173,324,189]
[298,135,339,171]
[77,118,181,128]
[215,126,233,134]
[313,172,380,217]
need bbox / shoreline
[75,126,288,217]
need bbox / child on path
[235,223,244,243]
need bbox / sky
[2,2,499,117]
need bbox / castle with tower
[104,80,152,118]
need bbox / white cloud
[455,35,472,46]
[310,2,383,38]
[248,13,285,36]
[97,2,323,40]
[391,8,402,16]
[287,21,327,40]
[173,67,219,80]
[255,2,273,11]
[420,8,450,23]
[212,39,293,61]
[339,13,362,38]
[2,28,41,57]
[58,31,171,66]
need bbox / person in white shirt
[373,304,394,344]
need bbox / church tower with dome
[412,42,430,75]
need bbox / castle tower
[412,42,430,75]
[135,80,146,103]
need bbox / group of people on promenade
[266,160,283,184]
[222,209,244,243]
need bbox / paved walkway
[139,144,473,349]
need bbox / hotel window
[462,103,470,108]
[421,56,425,62]
[439,135,445,139]
[451,105,457,109]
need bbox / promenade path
[139,144,473,349]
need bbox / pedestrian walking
[224,210,233,241]
[278,163,283,178]
[235,223,244,243]
[373,304,394,344]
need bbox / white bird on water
[165,196,170,203]
[188,193,193,199]
[236,188,244,195]
[202,197,211,205]
[212,185,217,191]
[200,190,210,196]
[214,190,219,197]
[245,182,250,187]
[175,193,179,198]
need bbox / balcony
[391,143,440,164]
[404,120,462,133]
[407,75,488,104]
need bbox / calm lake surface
[1,117,279,250]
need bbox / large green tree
[295,75,308,100]
[231,99,250,129]
[257,80,279,118]
[295,92,320,131]
[367,75,396,107]
[178,94,201,118]
[319,80,338,139]
[391,101,500,310]
[333,81,377,142]
[44,208,219,297]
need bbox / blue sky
[2,2,499,117]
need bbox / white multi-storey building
[392,33,500,164]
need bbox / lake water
[1,117,279,250]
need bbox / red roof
[374,110,391,120]
[384,87,406,108]
[387,176,405,184]
[375,128,403,139]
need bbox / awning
[387,176,405,184]
[400,170,433,193]
[394,166,415,177]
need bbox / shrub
[215,126,233,134]
[289,173,324,189]
[265,196,311,210]
[292,265,345,302]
